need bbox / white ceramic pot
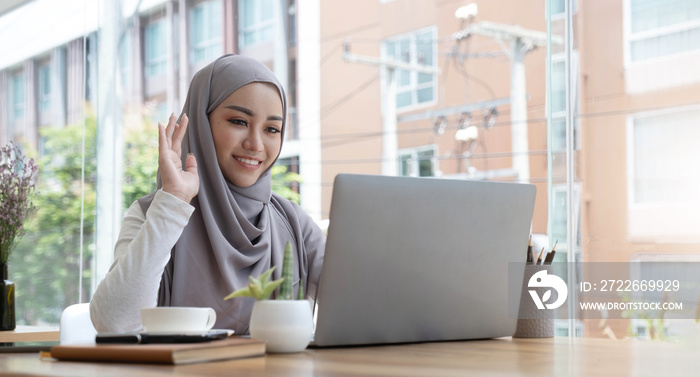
[249,300,313,353]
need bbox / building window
[398,145,436,177]
[630,107,700,204]
[190,0,222,64]
[288,1,296,47]
[550,53,580,152]
[383,27,437,110]
[145,18,167,77]
[628,0,700,62]
[551,184,581,254]
[38,63,52,113]
[10,71,25,123]
[239,0,274,48]
[119,32,131,87]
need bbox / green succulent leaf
[248,281,264,299]
[261,278,285,300]
[258,266,276,285]
[223,286,253,300]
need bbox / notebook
[312,174,536,347]
[50,336,265,365]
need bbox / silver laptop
[312,174,536,347]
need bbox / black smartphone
[95,329,232,344]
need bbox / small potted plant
[224,242,313,353]
[0,142,38,331]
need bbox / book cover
[50,337,266,365]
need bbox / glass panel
[145,19,166,77]
[38,64,51,112]
[632,108,700,203]
[384,28,436,109]
[631,27,700,61]
[631,0,700,32]
[242,0,256,28]
[399,154,412,176]
[396,91,411,108]
[416,87,433,103]
[417,149,434,176]
[551,61,565,113]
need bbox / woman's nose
[243,129,263,151]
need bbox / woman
[90,55,325,334]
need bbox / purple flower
[0,142,39,264]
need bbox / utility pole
[342,42,440,176]
[453,21,561,183]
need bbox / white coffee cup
[140,307,217,333]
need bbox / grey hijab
[138,55,313,333]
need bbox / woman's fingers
[185,152,198,174]
[172,114,188,155]
[165,113,178,149]
[157,122,168,157]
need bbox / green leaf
[278,242,294,300]
[224,286,253,300]
[261,278,285,300]
[248,281,264,299]
[258,266,276,285]
[297,279,304,300]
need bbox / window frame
[190,0,222,64]
[623,0,700,66]
[144,17,167,78]
[382,26,438,112]
[10,70,25,124]
[398,144,438,177]
[625,104,700,241]
[238,0,275,49]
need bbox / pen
[536,247,545,265]
[544,241,558,265]
[526,235,533,264]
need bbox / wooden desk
[0,326,59,343]
[0,337,698,376]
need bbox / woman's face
[209,82,284,187]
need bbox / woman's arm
[91,114,199,332]
[89,190,194,333]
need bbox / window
[38,63,52,113]
[190,0,222,64]
[10,71,25,123]
[119,32,131,87]
[628,0,700,62]
[629,107,700,204]
[550,0,576,17]
[383,27,437,110]
[145,18,167,77]
[551,58,566,151]
[551,184,581,254]
[288,1,296,47]
[398,145,437,177]
[239,0,274,48]
[550,53,580,152]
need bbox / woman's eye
[228,119,248,127]
[266,127,281,134]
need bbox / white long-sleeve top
[89,190,195,333]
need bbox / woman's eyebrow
[225,105,254,116]
[225,105,283,121]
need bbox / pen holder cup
[513,264,554,338]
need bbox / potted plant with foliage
[224,241,313,353]
[0,142,38,330]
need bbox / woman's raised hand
[158,113,200,203]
